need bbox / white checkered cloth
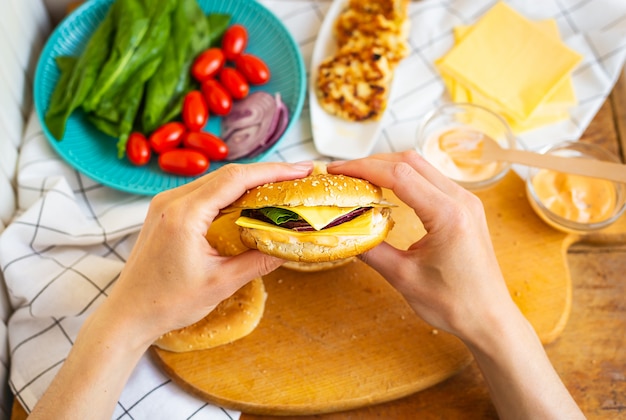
[1,0,625,418]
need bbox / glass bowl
[525,141,626,233]
[415,103,518,190]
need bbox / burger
[226,173,395,263]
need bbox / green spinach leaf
[141,0,230,133]
[81,0,149,112]
[259,208,301,225]
[44,5,115,140]
[85,0,177,155]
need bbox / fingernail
[292,161,314,170]
[326,160,346,168]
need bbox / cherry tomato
[149,122,186,154]
[183,131,229,161]
[221,24,248,61]
[235,54,270,85]
[201,79,232,115]
[182,90,209,131]
[158,149,209,176]
[219,67,249,100]
[126,132,151,166]
[191,48,225,82]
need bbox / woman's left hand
[107,161,313,346]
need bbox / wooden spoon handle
[499,149,626,183]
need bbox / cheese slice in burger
[226,173,395,262]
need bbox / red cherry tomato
[235,54,271,85]
[191,48,225,82]
[221,24,248,60]
[158,149,209,176]
[183,131,229,161]
[149,122,186,154]
[219,67,249,100]
[201,79,232,116]
[182,90,209,131]
[126,132,151,166]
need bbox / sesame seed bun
[228,173,385,209]
[153,278,267,352]
[282,257,357,272]
[228,173,394,263]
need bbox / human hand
[328,151,585,419]
[327,151,517,344]
[104,161,313,347]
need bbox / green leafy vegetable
[45,0,230,159]
[46,56,79,127]
[84,0,177,156]
[141,1,230,133]
[207,13,231,47]
[81,0,150,112]
[258,208,301,225]
[45,8,115,140]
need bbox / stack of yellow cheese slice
[436,2,583,133]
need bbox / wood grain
[239,84,626,418]
[242,238,626,420]
[11,78,626,420]
[12,48,626,420]
[150,169,572,416]
[152,201,473,416]
[611,68,626,162]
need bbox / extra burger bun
[229,173,394,263]
[153,278,267,352]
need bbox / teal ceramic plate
[34,0,306,195]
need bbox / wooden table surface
[234,72,626,420]
[12,70,626,420]
[12,13,626,411]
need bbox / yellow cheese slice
[235,210,376,237]
[440,69,570,133]
[274,205,359,231]
[436,2,582,121]
[451,20,577,110]
[438,19,576,132]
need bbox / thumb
[360,242,412,290]
[221,249,285,285]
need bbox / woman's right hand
[327,151,516,343]
[328,151,584,420]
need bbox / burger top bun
[228,173,385,210]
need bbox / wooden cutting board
[151,171,573,415]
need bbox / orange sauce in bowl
[422,128,501,182]
[531,169,617,223]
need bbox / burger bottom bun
[282,257,357,272]
[239,211,394,263]
[153,278,267,352]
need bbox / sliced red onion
[222,92,278,160]
[222,91,289,160]
[243,94,289,158]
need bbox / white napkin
[1,1,626,419]
[374,0,626,153]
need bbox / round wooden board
[474,172,574,343]
[151,171,572,415]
